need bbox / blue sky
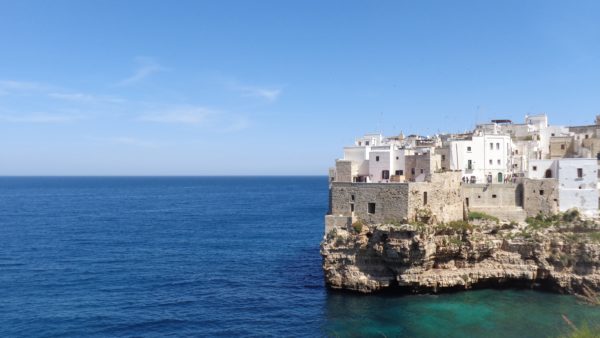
[1,1,599,175]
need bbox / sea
[1,176,599,337]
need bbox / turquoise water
[325,289,600,337]
[0,176,599,337]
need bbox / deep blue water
[1,177,599,337]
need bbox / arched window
[544,169,552,178]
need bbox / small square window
[490,143,493,150]
[497,159,501,165]
[467,146,472,152]
[368,203,376,214]
[492,194,497,198]
[365,141,369,146]
[561,144,565,150]
[351,194,355,201]
[396,156,399,160]
[496,143,500,150]
[577,168,583,178]
[533,166,537,171]
[441,155,446,161]
[420,169,424,174]
[489,159,492,165]
[539,190,544,196]
[376,156,379,162]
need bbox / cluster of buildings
[327,114,600,230]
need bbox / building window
[351,194,355,201]
[382,170,390,179]
[497,159,501,165]
[411,168,415,175]
[513,164,518,168]
[423,192,428,205]
[577,168,583,178]
[545,169,552,178]
[467,160,472,170]
[368,203,376,214]
[358,141,362,146]
[490,143,493,150]
[467,146,472,152]
[515,149,519,154]
[586,135,589,139]
[551,133,555,137]
[533,166,537,171]
[396,156,399,160]
[365,141,370,146]
[496,143,500,150]
[561,144,565,150]
[375,156,379,162]
[539,190,544,196]
[441,155,446,161]
[420,169,424,174]
[492,194,497,198]
[395,170,402,176]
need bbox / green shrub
[468,211,499,223]
[563,209,581,222]
[352,221,363,233]
[588,232,600,243]
[445,220,474,232]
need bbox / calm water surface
[1,177,599,337]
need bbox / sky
[1,0,600,175]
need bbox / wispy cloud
[0,112,82,123]
[117,57,165,86]
[108,136,156,147]
[0,80,49,95]
[138,105,250,132]
[138,106,215,125]
[48,92,124,104]
[239,86,281,101]
[224,79,282,102]
[223,115,250,132]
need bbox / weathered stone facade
[334,160,352,182]
[462,183,526,221]
[407,172,463,223]
[462,183,522,208]
[523,178,559,217]
[328,172,463,225]
[329,182,409,224]
[404,152,442,182]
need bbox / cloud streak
[0,112,82,123]
[138,105,250,132]
[224,79,282,102]
[117,57,165,86]
[238,85,281,101]
[138,106,215,125]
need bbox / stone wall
[462,183,521,208]
[523,179,559,217]
[335,160,352,182]
[407,172,464,223]
[405,153,442,182]
[329,182,410,224]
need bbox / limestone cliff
[321,218,600,295]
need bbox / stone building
[326,172,463,231]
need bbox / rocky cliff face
[321,220,600,295]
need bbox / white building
[528,158,599,216]
[448,129,513,184]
